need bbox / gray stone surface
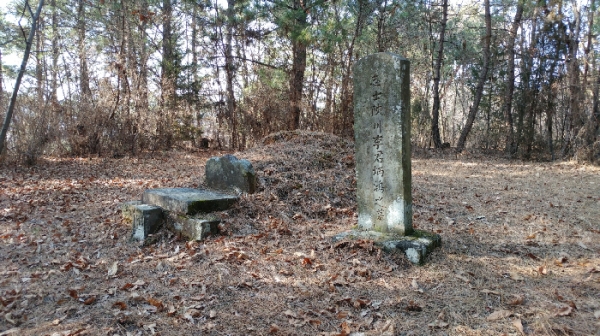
[142,188,238,215]
[166,213,220,241]
[332,230,441,265]
[121,202,164,242]
[121,201,142,221]
[205,154,257,194]
[353,52,412,235]
[380,232,441,265]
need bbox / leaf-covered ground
[0,131,599,336]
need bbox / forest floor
[0,131,599,336]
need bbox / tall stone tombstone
[353,52,412,235]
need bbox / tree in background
[0,0,598,164]
[0,0,45,159]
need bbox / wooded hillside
[1,0,599,163]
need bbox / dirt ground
[0,131,599,336]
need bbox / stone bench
[122,188,239,243]
[121,154,256,244]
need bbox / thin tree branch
[0,0,45,156]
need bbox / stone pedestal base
[165,212,220,241]
[121,201,165,242]
[332,230,441,265]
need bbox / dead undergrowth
[0,131,599,336]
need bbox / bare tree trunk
[546,40,562,161]
[592,2,600,133]
[594,60,600,128]
[515,8,538,154]
[161,0,175,107]
[456,0,491,152]
[121,1,132,116]
[191,3,199,99]
[324,54,335,132]
[225,0,237,149]
[431,0,448,149]
[160,0,176,148]
[289,41,306,130]
[78,1,90,98]
[503,0,523,155]
[582,0,594,98]
[0,49,3,99]
[139,0,149,112]
[51,0,58,104]
[0,0,45,156]
[288,0,307,130]
[562,0,581,156]
[376,0,388,52]
[575,0,597,156]
[338,0,366,136]
[35,16,44,102]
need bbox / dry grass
[0,131,599,335]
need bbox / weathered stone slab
[121,202,164,242]
[332,230,441,265]
[205,154,257,194]
[166,213,220,241]
[142,188,238,215]
[353,52,412,235]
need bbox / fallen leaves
[554,256,569,267]
[147,297,164,311]
[0,328,21,336]
[1,137,599,336]
[411,278,424,293]
[107,261,118,277]
[487,309,512,321]
[508,295,524,306]
[283,309,297,319]
[4,313,17,325]
[406,300,422,312]
[555,306,573,316]
[428,319,449,329]
[83,296,96,305]
[269,324,280,334]
[68,289,78,299]
[121,279,146,291]
[508,272,525,281]
[455,273,470,283]
[278,269,293,276]
[512,318,525,335]
[112,301,127,310]
[538,265,547,275]
[481,289,501,296]
[143,323,157,335]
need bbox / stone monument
[333,52,440,264]
[354,52,412,234]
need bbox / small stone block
[121,201,142,221]
[166,213,220,241]
[382,231,441,265]
[142,188,239,215]
[332,229,441,265]
[128,204,164,242]
[205,154,257,194]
